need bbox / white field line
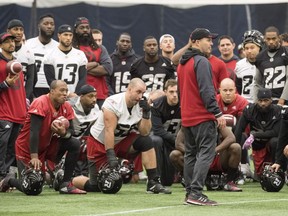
[74,198,288,216]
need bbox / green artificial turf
[1,181,287,216]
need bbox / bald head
[128,78,145,89]
[50,80,67,90]
[219,78,236,104]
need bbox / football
[223,114,237,127]
[57,116,70,129]
[6,60,22,75]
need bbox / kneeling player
[170,125,242,192]
[72,78,171,194]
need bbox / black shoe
[146,177,172,194]
[53,169,64,191]
[0,173,14,192]
[186,193,218,206]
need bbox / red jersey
[216,94,248,119]
[209,55,229,90]
[0,58,26,124]
[79,45,108,100]
[15,94,74,160]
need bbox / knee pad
[133,136,154,152]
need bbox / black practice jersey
[151,95,181,145]
[109,50,138,95]
[130,56,175,92]
[234,103,281,150]
[255,47,288,100]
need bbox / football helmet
[205,172,226,191]
[97,163,123,194]
[260,164,285,192]
[243,29,264,49]
[118,158,134,184]
[21,168,44,195]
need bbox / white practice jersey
[43,47,87,92]
[13,44,35,84]
[26,37,58,88]
[90,92,142,144]
[235,58,256,103]
[69,97,100,139]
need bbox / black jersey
[130,56,175,92]
[255,47,288,100]
[109,49,138,95]
[151,95,181,145]
[234,103,281,150]
[275,107,288,164]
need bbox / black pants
[0,120,22,178]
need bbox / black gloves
[139,96,151,119]
[106,149,118,169]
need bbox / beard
[40,28,54,39]
[78,34,91,45]
[257,104,271,113]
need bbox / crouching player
[170,122,242,192]
[72,78,171,194]
[0,80,86,195]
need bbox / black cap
[0,32,16,43]
[257,88,272,99]
[190,28,218,40]
[78,84,96,95]
[74,17,90,28]
[7,19,24,29]
[58,24,73,34]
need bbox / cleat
[59,182,87,194]
[186,193,218,206]
[224,181,242,192]
[53,168,64,191]
[0,173,14,192]
[146,177,172,194]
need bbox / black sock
[146,168,157,181]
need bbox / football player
[0,32,26,181]
[0,80,86,195]
[170,124,242,192]
[234,88,282,179]
[7,19,35,101]
[73,17,112,108]
[235,29,264,103]
[44,24,87,98]
[254,26,288,105]
[72,78,171,194]
[26,14,58,98]
[69,84,99,177]
[108,32,138,95]
[150,79,181,186]
[130,36,175,93]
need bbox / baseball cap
[0,32,16,44]
[74,17,90,28]
[159,34,175,44]
[58,24,73,34]
[78,84,96,95]
[7,19,24,29]
[190,28,218,40]
[257,88,272,99]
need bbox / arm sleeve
[25,64,35,99]
[30,114,44,154]
[99,45,113,76]
[44,64,56,86]
[75,65,87,94]
[195,57,222,117]
[0,81,9,91]
[234,108,250,144]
